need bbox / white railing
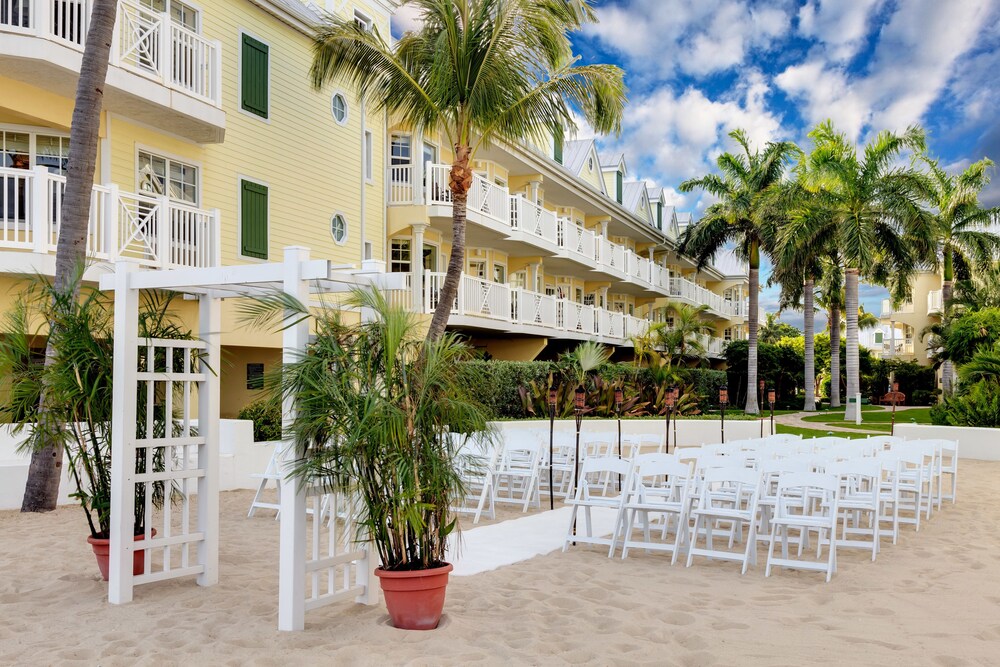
[388,165,414,204]
[666,275,740,317]
[410,271,652,343]
[0,166,219,269]
[881,299,914,317]
[425,164,511,226]
[927,289,943,314]
[599,237,626,274]
[556,217,596,261]
[510,195,557,244]
[1,0,221,106]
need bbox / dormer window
[354,9,373,31]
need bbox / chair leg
[563,505,579,552]
[686,515,701,567]
[765,522,778,577]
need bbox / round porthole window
[587,156,594,171]
[331,213,348,244]
[331,93,348,124]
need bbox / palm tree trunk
[844,268,860,421]
[426,145,472,342]
[745,252,760,414]
[829,304,841,408]
[803,278,816,411]
[21,0,118,513]
[941,251,954,395]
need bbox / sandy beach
[2,461,1000,666]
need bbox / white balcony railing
[510,195,557,244]
[0,166,219,269]
[881,299,915,318]
[556,217,597,261]
[1,0,222,106]
[407,271,651,344]
[927,289,943,314]
[389,165,414,205]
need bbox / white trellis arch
[102,248,397,629]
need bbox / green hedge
[237,398,282,442]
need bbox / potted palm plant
[0,278,191,580]
[254,288,491,630]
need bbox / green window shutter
[241,34,269,118]
[616,170,623,204]
[241,180,268,259]
[657,202,663,227]
[553,125,564,164]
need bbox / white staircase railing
[0,166,219,269]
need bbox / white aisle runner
[449,506,618,576]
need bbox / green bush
[943,309,1000,366]
[455,360,553,419]
[238,398,282,442]
[931,379,1000,427]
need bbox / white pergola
[100,247,402,630]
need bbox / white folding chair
[875,450,925,542]
[756,458,814,544]
[825,459,882,561]
[248,441,285,518]
[563,456,632,552]
[494,439,544,512]
[939,440,959,505]
[451,435,499,524]
[765,472,840,582]
[614,454,693,563]
[866,435,904,452]
[686,466,762,574]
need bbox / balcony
[394,271,652,345]
[0,0,224,143]
[1,166,220,270]
[390,163,748,317]
[880,299,915,318]
[879,340,915,358]
[927,289,943,315]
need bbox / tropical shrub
[941,308,1000,366]
[724,339,803,408]
[863,359,938,405]
[238,398,282,442]
[455,360,552,419]
[930,379,1000,427]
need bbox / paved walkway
[775,405,924,434]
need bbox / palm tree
[310,0,626,341]
[784,120,931,420]
[21,0,120,512]
[922,157,1000,394]
[815,255,844,407]
[655,303,714,363]
[679,129,799,413]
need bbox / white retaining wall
[490,418,764,449]
[894,424,1000,461]
[0,420,272,510]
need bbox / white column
[278,246,311,632]
[890,320,896,358]
[196,294,221,587]
[108,262,140,605]
[528,180,540,205]
[414,130,425,205]
[411,223,427,312]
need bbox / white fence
[0,166,219,269]
[0,0,222,106]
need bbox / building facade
[875,271,943,365]
[1,0,749,417]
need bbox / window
[553,124,564,164]
[422,245,437,270]
[874,331,884,344]
[364,241,373,260]
[615,170,623,204]
[331,213,347,244]
[390,239,411,273]
[587,156,594,171]
[510,271,526,290]
[575,288,583,303]
[331,93,348,124]
[1,130,70,174]
[469,260,486,278]
[140,0,198,30]
[138,151,199,204]
[493,264,506,284]
[241,34,269,119]
[422,142,438,168]
[240,179,268,259]
[724,327,733,342]
[583,293,595,306]
[354,9,372,31]
[628,304,634,316]
[390,135,411,166]
[246,363,264,390]
[364,130,373,181]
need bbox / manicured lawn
[775,424,870,440]
[800,407,933,431]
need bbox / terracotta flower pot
[374,563,453,630]
[86,529,156,581]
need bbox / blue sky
[392,1,1000,327]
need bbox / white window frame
[353,8,372,31]
[330,212,349,246]
[238,29,271,124]
[0,124,72,174]
[236,174,269,263]
[390,133,412,167]
[421,141,438,169]
[134,144,202,206]
[390,238,412,273]
[331,91,349,126]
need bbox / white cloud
[391,5,424,35]
[778,0,997,142]
[584,0,792,78]
[797,0,886,62]
[598,69,782,200]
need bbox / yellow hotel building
[0,0,749,417]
